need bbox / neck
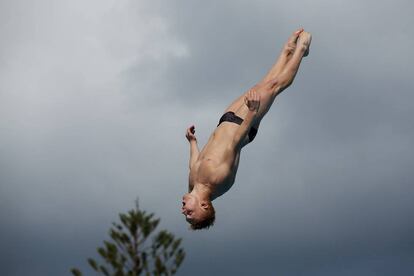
[191,183,213,201]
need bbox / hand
[244,89,260,113]
[185,125,197,142]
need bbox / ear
[201,202,209,210]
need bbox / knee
[277,69,296,89]
[279,77,292,89]
[252,78,281,97]
[264,78,281,95]
[255,78,279,91]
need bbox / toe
[287,28,303,44]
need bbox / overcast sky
[1,0,414,275]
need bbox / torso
[189,122,244,200]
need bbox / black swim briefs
[217,111,258,143]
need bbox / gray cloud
[1,0,414,275]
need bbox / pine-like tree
[71,201,185,276]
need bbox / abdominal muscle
[193,123,242,199]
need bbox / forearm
[189,140,199,169]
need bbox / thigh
[224,82,272,114]
[231,82,277,122]
[224,92,248,114]
[222,92,261,146]
[252,81,279,124]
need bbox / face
[181,193,208,223]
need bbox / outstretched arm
[186,125,200,169]
[233,90,260,147]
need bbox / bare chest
[189,125,243,197]
[191,153,240,199]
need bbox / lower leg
[274,31,312,95]
[224,31,311,120]
[224,29,302,114]
[249,32,312,123]
[261,28,303,84]
[244,33,311,144]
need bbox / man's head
[182,193,215,230]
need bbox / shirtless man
[182,29,312,230]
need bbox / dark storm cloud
[1,0,414,275]
[141,0,414,274]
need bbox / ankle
[296,44,308,54]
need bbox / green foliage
[71,201,185,276]
[70,268,82,276]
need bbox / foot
[283,28,304,55]
[297,31,312,57]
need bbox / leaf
[121,233,131,244]
[70,268,82,276]
[98,247,107,259]
[99,265,110,276]
[155,256,164,273]
[87,258,99,271]
[172,239,181,251]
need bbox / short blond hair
[189,202,215,230]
